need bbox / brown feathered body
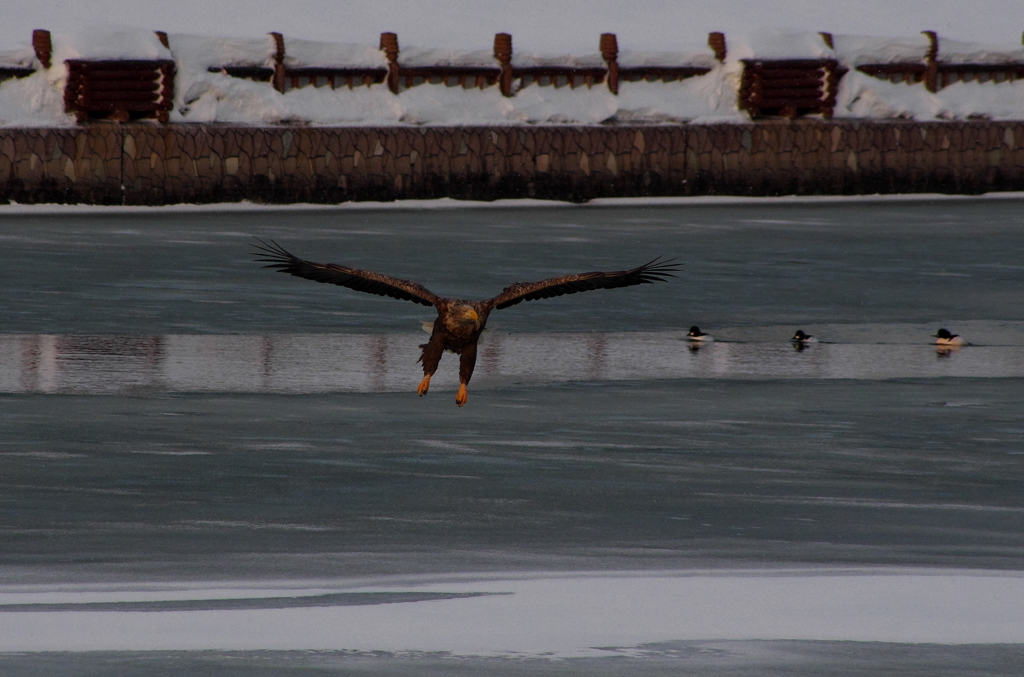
[419,299,491,394]
[253,240,678,406]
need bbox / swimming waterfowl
[686,326,713,342]
[933,328,967,346]
[791,330,817,344]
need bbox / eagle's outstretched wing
[253,239,441,307]
[486,257,680,310]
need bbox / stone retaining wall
[3,121,1024,205]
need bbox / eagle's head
[445,304,482,335]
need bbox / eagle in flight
[254,240,678,406]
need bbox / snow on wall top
[397,47,497,68]
[617,49,718,69]
[937,37,1024,65]
[725,32,834,62]
[396,46,718,69]
[0,46,35,69]
[830,34,930,65]
[282,38,387,69]
[51,28,172,62]
[510,52,607,68]
[170,34,276,69]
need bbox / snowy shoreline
[3,191,1024,214]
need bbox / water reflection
[3,332,1024,395]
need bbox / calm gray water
[2,199,1024,674]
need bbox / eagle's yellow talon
[417,375,431,396]
[456,384,468,407]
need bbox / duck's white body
[791,330,817,344]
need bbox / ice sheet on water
[2,570,1024,652]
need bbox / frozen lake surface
[2,199,1024,674]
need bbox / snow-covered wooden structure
[852,31,1024,93]
[213,31,722,97]
[6,28,1024,126]
[30,29,175,122]
[739,59,845,119]
[63,59,175,123]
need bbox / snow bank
[172,61,747,127]
[0,72,76,127]
[835,69,1024,121]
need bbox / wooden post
[819,32,834,49]
[494,33,513,97]
[155,35,172,122]
[738,61,761,118]
[922,30,939,92]
[600,33,619,95]
[380,32,400,93]
[822,60,839,119]
[270,32,286,93]
[32,29,52,69]
[157,61,175,123]
[708,32,726,63]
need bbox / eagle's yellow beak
[453,305,480,330]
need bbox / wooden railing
[0,66,34,84]
[210,31,724,96]
[855,31,1024,93]
[384,32,497,92]
[211,66,388,89]
[858,63,1024,89]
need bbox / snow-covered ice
[2,570,1024,653]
